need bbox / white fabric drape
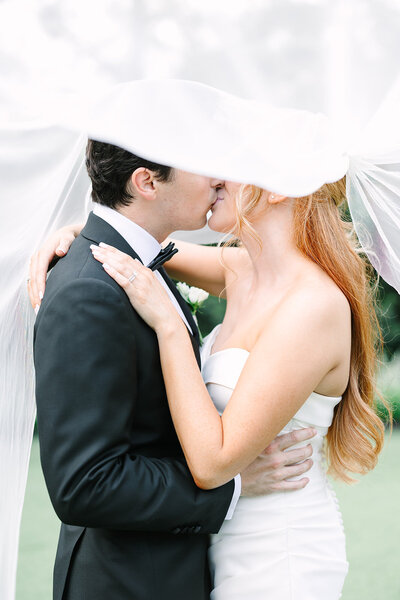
[0,75,399,600]
[49,78,400,292]
[346,75,400,294]
[0,125,90,600]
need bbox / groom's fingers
[279,459,313,480]
[275,428,317,451]
[282,444,313,466]
[271,478,310,492]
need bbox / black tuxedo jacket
[34,212,234,600]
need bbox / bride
[29,174,385,598]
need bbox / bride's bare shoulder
[280,268,351,330]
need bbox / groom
[33,139,314,600]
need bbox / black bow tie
[146,242,179,271]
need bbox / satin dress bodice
[201,325,348,600]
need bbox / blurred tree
[378,280,400,358]
[197,295,226,338]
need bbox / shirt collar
[93,203,161,266]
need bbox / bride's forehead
[172,170,211,185]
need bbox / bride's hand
[28,223,82,309]
[91,243,184,333]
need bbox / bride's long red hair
[229,177,388,483]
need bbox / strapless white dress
[201,325,349,600]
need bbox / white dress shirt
[93,203,241,520]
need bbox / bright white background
[1,0,400,132]
[1,1,399,599]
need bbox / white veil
[0,77,399,599]
[0,124,90,599]
[50,78,400,292]
[346,76,400,294]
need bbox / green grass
[16,438,59,600]
[17,432,400,599]
[333,429,400,600]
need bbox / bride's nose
[210,179,225,189]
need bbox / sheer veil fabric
[0,77,399,598]
[345,75,400,294]
[0,125,90,599]
[51,77,400,292]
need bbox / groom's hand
[240,428,316,496]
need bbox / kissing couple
[28,80,394,600]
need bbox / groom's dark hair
[86,139,173,209]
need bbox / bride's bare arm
[28,223,83,307]
[155,290,339,488]
[91,245,341,490]
[164,238,241,297]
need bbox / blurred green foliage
[378,280,400,358]
[376,281,400,425]
[196,294,226,337]
[339,201,400,358]
[377,353,400,425]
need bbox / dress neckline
[209,324,249,358]
[205,324,342,401]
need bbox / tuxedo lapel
[158,267,201,365]
[81,212,201,365]
[81,212,144,263]
[158,268,200,341]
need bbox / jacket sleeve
[34,277,234,533]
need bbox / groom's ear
[130,168,157,200]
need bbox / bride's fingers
[29,255,40,309]
[98,241,119,253]
[31,250,49,309]
[96,243,148,273]
[56,235,74,256]
[92,249,134,278]
[102,261,154,305]
[91,247,149,281]
[91,245,126,263]
[97,244,136,266]
[27,275,36,309]
[102,263,132,290]
[35,250,53,303]
[27,257,35,308]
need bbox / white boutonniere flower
[176,282,209,344]
[176,282,209,313]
